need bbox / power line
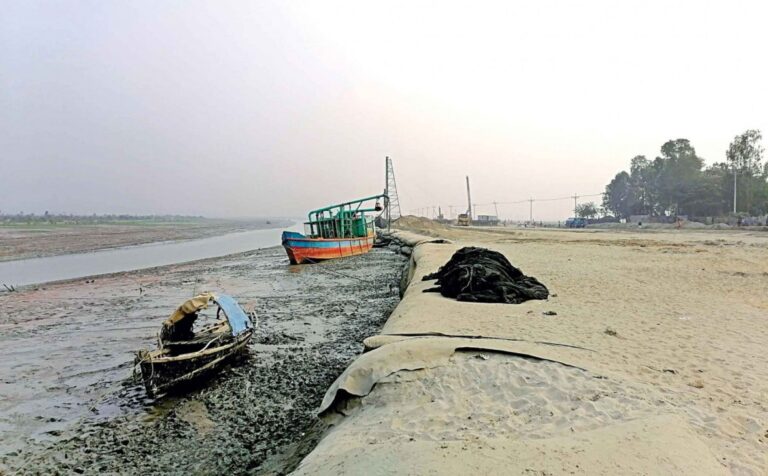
[418,192,603,210]
[410,192,605,221]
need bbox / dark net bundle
[422,247,549,303]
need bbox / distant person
[638,221,643,228]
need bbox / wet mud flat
[0,247,405,474]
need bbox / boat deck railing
[304,194,387,239]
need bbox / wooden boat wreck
[282,194,388,264]
[135,292,254,397]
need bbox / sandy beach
[296,218,768,475]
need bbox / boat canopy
[215,294,252,336]
[163,292,251,337]
[305,194,388,239]
[164,293,215,327]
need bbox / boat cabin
[304,194,386,239]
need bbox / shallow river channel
[0,222,304,287]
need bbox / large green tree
[603,133,767,220]
[727,130,766,213]
[654,139,705,215]
[628,155,658,215]
[687,164,729,216]
[602,171,632,219]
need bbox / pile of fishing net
[422,247,549,303]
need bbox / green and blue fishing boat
[282,194,387,264]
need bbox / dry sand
[296,218,768,475]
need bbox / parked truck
[565,217,587,228]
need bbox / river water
[0,222,304,287]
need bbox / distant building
[474,215,499,226]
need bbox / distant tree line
[0,212,206,225]
[602,130,766,219]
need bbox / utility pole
[733,164,738,214]
[529,198,534,224]
[572,194,579,217]
[465,176,473,221]
[493,201,499,218]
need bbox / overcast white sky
[2,1,767,220]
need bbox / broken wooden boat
[282,194,388,264]
[135,292,254,397]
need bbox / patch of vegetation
[0,213,208,228]
[603,130,766,219]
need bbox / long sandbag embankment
[293,230,727,475]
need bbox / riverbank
[0,218,293,262]
[0,246,405,474]
[295,218,767,475]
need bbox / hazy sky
[2,1,767,220]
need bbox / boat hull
[137,329,253,397]
[282,231,375,264]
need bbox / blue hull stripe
[281,231,373,249]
